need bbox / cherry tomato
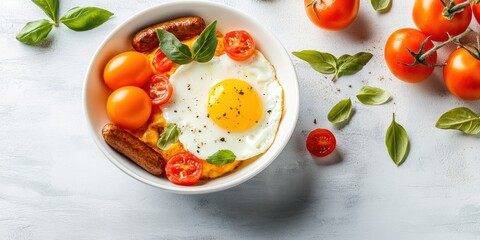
[304,0,359,30]
[473,2,480,24]
[166,152,203,186]
[384,28,437,83]
[223,30,256,61]
[443,48,480,100]
[146,74,173,106]
[306,128,336,157]
[103,51,152,90]
[106,86,152,130]
[152,49,173,73]
[413,0,472,42]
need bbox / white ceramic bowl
[83,0,299,194]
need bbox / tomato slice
[166,152,203,186]
[152,49,173,73]
[223,30,256,61]
[147,74,173,106]
[306,128,336,157]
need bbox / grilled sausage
[132,16,206,53]
[102,123,165,176]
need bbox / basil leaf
[292,50,337,74]
[336,52,373,79]
[157,29,193,65]
[60,7,113,31]
[371,0,392,12]
[32,0,59,22]
[16,19,53,45]
[193,20,218,63]
[385,113,409,166]
[328,98,352,124]
[206,150,236,166]
[157,123,182,150]
[435,107,480,134]
[356,86,391,105]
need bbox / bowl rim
[82,0,299,194]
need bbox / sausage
[132,16,206,53]
[102,123,165,176]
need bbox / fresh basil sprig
[435,107,480,134]
[371,0,392,12]
[157,20,218,65]
[385,113,409,166]
[328,98,352,124]
[356,86,391,105]
[206,150,236,166]
[16,0,113,45]
[292,50,373,81]
[157,123,182,150]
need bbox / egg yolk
[207,79,263,132]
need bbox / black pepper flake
[207,114,210,118]
[227,131,230,134]
[204,125,207,128]
[197,150,200,153]
[238,90,244,95]
[220,137,226,142]
[174,110,177,113]
[223,113,226,117]
[196,115,199,118]
[267,110,272,114]
[314,118,317,124]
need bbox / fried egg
[160,51,283,160]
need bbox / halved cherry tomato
[223,30,256,61]
[473,2,480,24]
[304,0,359,30]
[443,48,480,100]
[306,128,336,157]
[413,0,472,42]
[152,49,173,73]
[384,28,437,83]
[166,152,203,186]
[103,51,152,90]
[106,86,152,130]
[146,74,173,106]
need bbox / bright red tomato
[304,0,359,30]
[146,74,173,106]
[384,28,437,83]
[473,2,480,24]
[166,152,203,186]
[306,128,336,157]
[106,86,152,130]
[443,48,480,100]
[152,49,173,73]
[413,0,472,42]
[103,51,152,90]
[223,30,256,61]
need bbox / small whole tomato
[304,0,359,30]
[306,128,336,157]
[473,2,480,24]
[443,48,480,100]
[223,30,256,61]
[384,28,437,83]
[106,86,152,130]
[103,51,152,90]
[166,152,203,186]
[413,0,472,42]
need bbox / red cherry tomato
[106,86,152,130]
[152,49,173,73]
[103,51,152,90]
[412,0,472,42]
[306,128,336,157]
[223,30,256,61]
[443,48,480,100]
[473,2,480,24]
[304,0,359,30]
[384,28,437,83]
[166,152,203,186]
[146,74,173,106]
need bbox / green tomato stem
[419,28,473,62]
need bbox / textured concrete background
[1,0,480,239]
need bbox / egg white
[160,51,283,160]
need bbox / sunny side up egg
[161,51,284,161]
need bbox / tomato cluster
[384,0,480,100]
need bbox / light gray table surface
[2,0,480,239]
